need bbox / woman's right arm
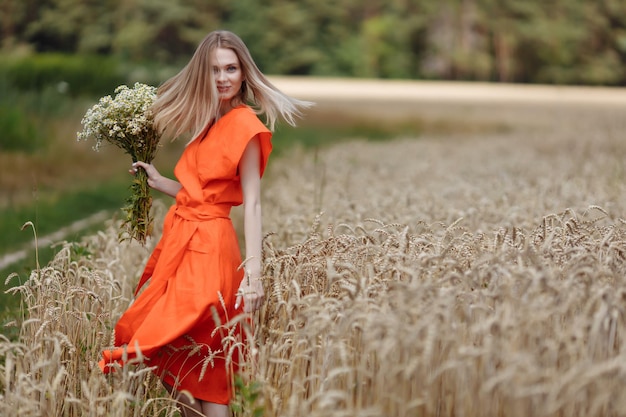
[132,161,182,198]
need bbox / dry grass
[2,97,626,416]
[257,210,626,416]
[251,101,626,416]
[0,207,175,416]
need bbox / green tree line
[1,0,626,85]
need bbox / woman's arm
[235,135,265,313]
[132,161,182,198]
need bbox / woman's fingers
[235,286,265,313]
[242,292,259,313]
[132,161,148,171]
[131,161,154,176]
[130,162,142,175]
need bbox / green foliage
[0,53,125,96]
[2,0,626,84]
[69,241,93,261]
[0,104,41,152]
[0,79,54,152]
[231,374,264,417]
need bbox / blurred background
[1,0,626,317]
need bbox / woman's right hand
[130,161,162,189]
[130,161,182,198]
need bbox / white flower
[76,82,162,244]
[77,83,159,154]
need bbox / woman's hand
[131,161,162,188]
[235,274,265,313]
[130,161,182,198]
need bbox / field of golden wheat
[2,80,626,417]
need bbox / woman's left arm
[235,135,265,313]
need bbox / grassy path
[0,210,110,270]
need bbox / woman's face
[211,47,244,109]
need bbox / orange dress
[99,105,272,405]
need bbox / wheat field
[2,84,626,416]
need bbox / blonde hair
[152,30,312,143]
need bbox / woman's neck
[219,98,243,117]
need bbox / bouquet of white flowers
[77,82,161,244]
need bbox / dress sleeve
[227,108,273,178]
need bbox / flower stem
[122,165,153,245]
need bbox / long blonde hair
[152,30,311,143]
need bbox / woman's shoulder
[221,105,269,134]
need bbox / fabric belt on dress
[134,203,231,295]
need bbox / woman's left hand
[235,276,265,313]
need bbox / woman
[99,30,310,417]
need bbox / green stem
[122,166,153,245]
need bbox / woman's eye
[227,66,237,72]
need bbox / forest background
[1,0,626,324]
[2,0,626,84]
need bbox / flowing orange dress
[99,105,272,405]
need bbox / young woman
[99,30,310,417]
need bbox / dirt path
[271,77,626,135]
[0,210,110,271]
[270,76,626,106]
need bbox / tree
[0,0,624,85]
